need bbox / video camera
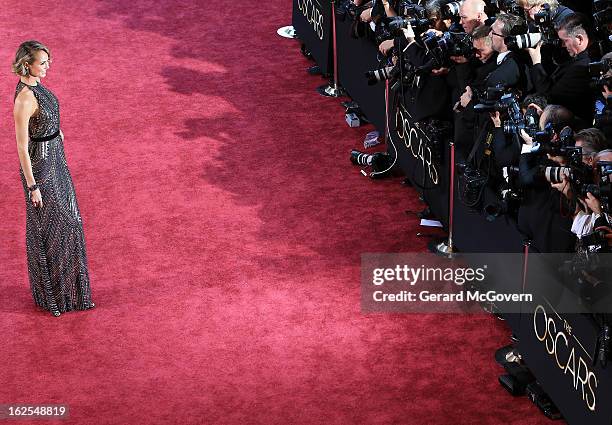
[473,84,514,113]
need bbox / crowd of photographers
[343,0,612,256]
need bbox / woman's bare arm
[14,88,42,206]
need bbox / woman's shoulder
[14,84,37,114]
[14,84,36,102]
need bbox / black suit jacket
[531,50,594,122]
[485,51,529,92]
[402,42,451,121]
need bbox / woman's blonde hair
[518,0,559,11]
[12,40,51,77]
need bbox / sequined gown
[15,81,93,315]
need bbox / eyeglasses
[491,31,505,38]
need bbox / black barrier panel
[293,0,333,76]
[335,13,387,133]
[519,308,612,425]
[388,98,450,228]
[453,188,525,253]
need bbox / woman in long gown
[12,40,94,317]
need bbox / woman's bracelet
[28,183,39,192]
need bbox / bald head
[460,0,488,33]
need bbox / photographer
[488,12,530,90]
[458,13,529,166]
[454,25,498,154]
[527,13,595,123]
[556,149,612,239]
[575,128,609,166]
[396,0,454,121]
[517,104,577,252]
[518,0,573,27]
[594,52,612,140]
[459,0,489,34]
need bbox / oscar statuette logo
[297,0,325,40]
[533,304,598,412]
[395,104,439,185]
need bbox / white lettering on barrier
[395,105,439,185]
[297,0,325,40]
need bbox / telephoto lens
[365,66,397,85]
[544,167,573,183]
[506,33,542,50]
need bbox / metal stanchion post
[318,0,346,97]
[431,141,456,257]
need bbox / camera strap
[466,121,492,167]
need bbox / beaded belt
[31,130,60,142]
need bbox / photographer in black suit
[487,12,530,90]
[527,13,594,123]
[395,0,454,121]
[517,105,577,252]
[454,25,498,154]
[459,13,529,166]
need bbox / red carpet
[0,1,551,424]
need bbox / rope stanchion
[431,141,456,257]
[317,1,346,97]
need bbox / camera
[485,166,522,221]
[422,31,474,68]
[589,59,612,92]
[350,150,393,177]
[535,126,576,156]
[473,84,511,113]
[495,0,523,15]
[396,0,427,18]
[506,32,542,50]
[385,16,432,36]
[440,0,463,20]
[533,3,552,28]
[457,162,489,209]
[504,106,540,137]
[365,65,398,85]
[421,119,452,163]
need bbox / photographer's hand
[527,41,543,65]
[379,39,394,55]
[431,67,450,76]
[422,29,443,38]
[551,175,573,200]
[594,226,612,247]
[450,56,469,64]
[490,111,501,128]
[585,192,603,215]
[520,129,534,146]
[360,7,372,22]
[460,86,473,108]
[526,103,544,117]
[401,25,415,43]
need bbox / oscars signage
[292,0,333,75]
[389,100,449,227]
[394,103,440,186]
[521,301,612,425]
